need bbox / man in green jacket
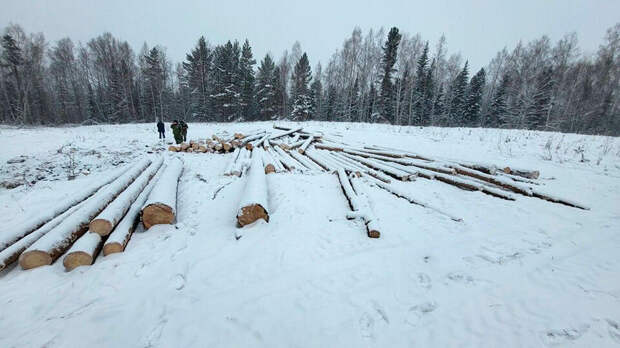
[170,120,183,144]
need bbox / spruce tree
[143,47,164,121]
[182,36,212,120]
[256,54,277,120]
[413,41,429,124]
[527,66,554,130]
[448,61,469,125]
[211,41,241,121]
[310,65,323,120]
[464,68,486,126]
[379,27,401,124]
[487,72,510,127]
[239,39,256,120]
[272,66,286,118]
[433,83,446,124]
[290,52,312,120]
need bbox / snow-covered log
[269,127,303,140]
[18,158,152,270]
[141,158,184,229]
[289,150,324,172]
[0,166,127,253]
[503,166,540,180]
[237,150,269,227]
[531,190,589,210]
[432,173,516,200]
[342,153,414,181]
[265,147,286,173]
[272,145,302,172]
[367,177,462,222]
[103,164,166,256]
[62,231,102,271]
[364,145,432,161]
[336,168,380,238]
[0,199,88,272]
[452,165,533,196]
[90,157,164,236]
[224,148,242,176]
[328,151,392,183]
[258,147,276,174]
[298,136,314,154]
[304,149,338,172]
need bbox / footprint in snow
[417,273,432,290]
[359,312,375,339]
[173,273,186,291]
[607,319,620,343]
[405,301,437,327]
[542,324,589,346]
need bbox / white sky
[2,0,619,72]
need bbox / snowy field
[1,122,619,347]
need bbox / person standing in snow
[157,120,165,139]
[180,120,188,142]
[170,120,183,144]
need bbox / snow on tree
[464,68,486,126]
[379,27,402,124]
[183,36,212,121]
[239,39,256,120]
[290,53,312,120]
[448,61,469,125]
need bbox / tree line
[0,23,618,135]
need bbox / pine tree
[448,61,469,125]
[256,54,277,120]
[290,52,312,120]
[527,66,554,130]
[183,36,212,120]
[379,27,401,124]
[239,39,256,120]
[487,72,510,127]
[464,68,486,126]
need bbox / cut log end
[63,251,93,271]
[89,219,113,236]
[19,250,52,270]
[264,164,276,174]
[367,229,381,238]
[142,203,175,229]
[237,204,269,227]
[103,242,123,256]
[168,146,179,152]
[245,143,254,151]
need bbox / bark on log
[298,136,314,154]
[336,168,380,238]
[90,157,164,236]
[341,153,414,181]
[327,151,392,183]
[269,127,303,140]
[452,165,532,196]
[503,167,540,179]
[0,198,88,272]
[63,231,102,271]
[0,166,127,253]
[265,147,286,173]
[168,146,179,152]
[141,158,184,229]
[19,159,152,270]
[237,150,270,226]
[289,150,324,171]
[103,163,166,256]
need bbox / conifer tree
[239,39,256,120]
[182,36,212,120]
[487,72,510,127]
[256,54,277,120]
[379,27,401,123]
[290,52,312,120]
[413,41,429,124]
[448,61,469,125]
[310,64,323,119]
[464,68,486,126]
[527,66,554,129]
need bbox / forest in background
[0,23,618,135]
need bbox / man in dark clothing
[180,121,188,142]
[157,120,165,139]
[171,120,183,144]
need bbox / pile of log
[168,130,266,154]
[0,155,183,273]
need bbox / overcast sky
[2,0,619,72]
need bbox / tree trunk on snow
[141,158,184,229]
[237,149,269,227]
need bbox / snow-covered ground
[0,122,619,347]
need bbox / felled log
[327,151,392,183]
[234,133,244,139]
[337,168,380,238]
[503,166,540,179]
[237,150,270,226]
[431,172,516,200]
[103,163,166,256]
[90,157,164,236]
[258,148,276,174]
[224,148,242,176]
[364,145,432,161]
[265,147,286,173]
[19,158,152,270]
[222,142,232,152]
[289,150,324,172]
[141,158,184,229]
[531,190,589,210]
[368,177,462,222]
[341,153,414,181]
[0,165,127,253]
[63,231,102,271]
[168,146,179,152]
[0,198,87,272]
[270,127,303,140]
[298,136,313,154]
[273,145,303,171]
[180,143,190,151]
[452,165,532,196]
